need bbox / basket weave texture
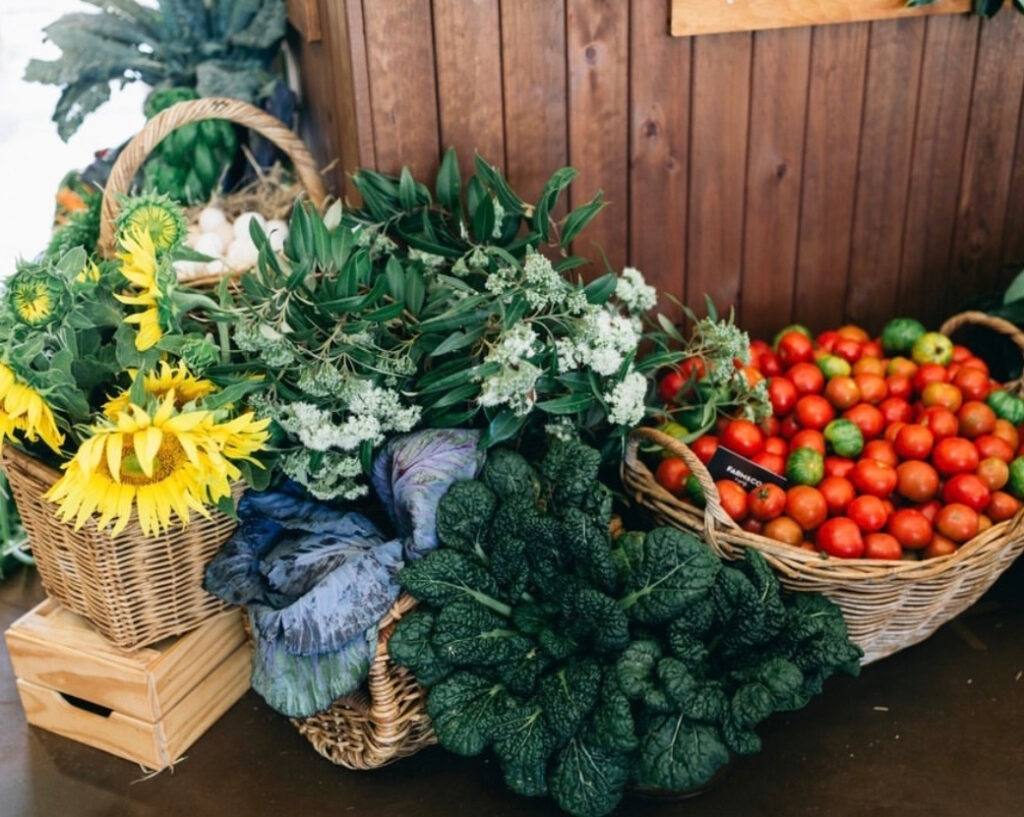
[623,311,1024,665]
[1,444,241,650]
[290,593,436,769]
[97,96,328,287]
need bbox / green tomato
[823,419,864,458]
[685,474,706,507]
[657,421,689,460]
[986,391,1024,426]
[817,354,851,379]
[911,332,953,366]
[881,317,927,354]
[773,323,812,349]
[785,447,824,486]
[1008,457,1024,499]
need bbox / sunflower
[102,362,217,419]
[74,260,101,284]
[0,363,64,454]
[6,265,69,327]
[115,192,187,251]
[46,392,269,537]
[114,228,166,351]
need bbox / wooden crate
[4,599,250,769]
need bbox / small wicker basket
[1,445,243,650]
[289,593,436,769]
[97,96,328,286]
[623,311,1024,665]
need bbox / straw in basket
[622,311,1024,665]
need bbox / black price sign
[707,446,788,491]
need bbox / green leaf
[424,381,479,411]
[430,327,485,357]
[533,167,578,242]
[385,257,405,301]
[399,166,418,212]
[480,409,527,448]
[473,154,525,215]
[560,193,607,248]
[535,393,593,415]
[405,268,426,316]
[472,193,496,243]
[1002,269,1024,305]
[436,147,462,213]
[548,737,628,817]
[632,715,731,793]
[583,273,618,306]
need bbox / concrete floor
[1,565,1022,817]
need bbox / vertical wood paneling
[500,0,568,208]
[687,33,752,318]
[845,19,925,330]
[897,15,979,325]
[740,27,811,338]
[629,0,690,314]
[432,0,505,179]
[361,0,440,179]
[793,22,869,330]
[1001,94,1024,266]
[948,14,1024,310]
[567,0,630,273]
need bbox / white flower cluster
[490,324,539,364]
[544,417,578,442]
[604,370,648,427]
[280,450,366,501]
[408,248,447,270]
[476,323,544,416]
[491,197,506,238]
[522,250,571,311]
[233,319,295,368]
[615,267,657,313]
[556,305,642,377]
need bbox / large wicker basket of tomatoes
[623,311,1024,665]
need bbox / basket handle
[940,310,1024,391]
[97,97,329,258]
[624,427,738,546]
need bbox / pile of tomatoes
[654,321,1024,560]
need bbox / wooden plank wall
[296,1,1024,337]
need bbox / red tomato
[887,357,918,378]
[852,358,883,377]
[854,374,888,405]
[951,344,972,364]
[886,508,932,550]
[953,367,991,402]
[987,491,1023,522]
[861,340,883,360]
[913,364,949,393]
[863,532,903,560]
[884,421,907,444]
[896,460,940,502]
[716,480,749,522]
[921,382,963,413]
[753,452,786,474]
[759,415,781,438]
[749,339,770,368]
[785,485,828,531]
[658,371,684,404]
[838,325,870,342]
[760,350,783,377]
[749,483,787,521]
[942,473,992,513]
[824,376,862,411]
[923,533,958,559]
[843,404,885,439]
[863,439,898,467]
[819,476,856,516]
[763,516,804,545]
[851,459,898,497]
[993,419,1020,451]
[787,363,825,396]
[957,401,997,439]
[920,406,959,440]
[915,499,942,523]
[691,436,719,465]
[879,397,914,424]
[795,395,835,431]
[978,431,1015,463]
[824,456,856,479]
[817,330,839,352]
[768,376,799,416]
[721,420,765,458]
[833,337,863,364]
[935,502,979,543]
[816,517,865,558]
[976,457,1009,492]
[777,331,814,368]
[741,517,763,534]
[894,424,935,460]
[885,375,913,401]
[790,429,826,456]
[763,437,789,456]
[847,494,889,532]
[960,356,989,376]
[743,366,765,388]
[932,437,980,477]
[779,413,801,440]
[655,458,691,497]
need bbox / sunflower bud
[115,192,188,252]
[7,264,70,327]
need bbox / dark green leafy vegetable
[389,438,861,817]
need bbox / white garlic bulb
[198,206,227,232]
[233,211,267,240]
[265,219,289,252]
[192,231,224,259]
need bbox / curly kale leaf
[615,640,662,700]
[539,659,602,743]
[658,658,727,725]
[540,438,602,509]
[426,671,518,756]
[490,534,530,602]
[435,480,497,556]
[433,601,533,667]
[493,704,557,797]
[398,550,509,615]
[497,645,552,696]
[632,715,731,793]
[586,673,638,754]
[387,610,452,687]
[616,527,720,625]
[559,585,629,654]
[548,736,629,817]
[482,448,540,501]
[560,508,617,593]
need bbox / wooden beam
[671,0,972,37]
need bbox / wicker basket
[1,445,244,650]
[97,96,328,287]
[622,311,1024,665]
[290,593,436,769]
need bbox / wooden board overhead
[671,0,972,37]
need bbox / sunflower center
[112,437,188,485]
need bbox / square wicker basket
[1,444,240,651]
